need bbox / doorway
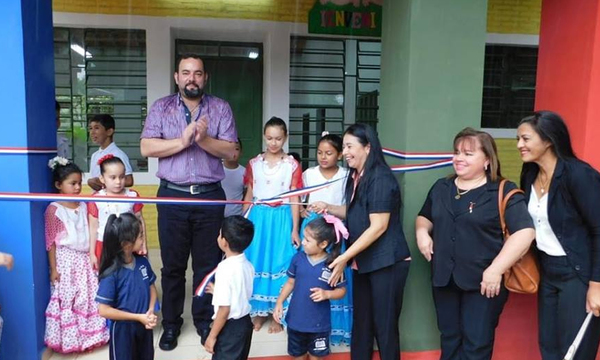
[175,40,263,166]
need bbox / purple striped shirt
[141,93,238,185]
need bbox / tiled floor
[48,249,350,360]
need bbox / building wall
[54,0,543,34]
[54,0,541,250]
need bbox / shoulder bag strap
[498,179,525,239]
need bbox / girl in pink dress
[44,157,109,353]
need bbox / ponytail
[98,213,140,278]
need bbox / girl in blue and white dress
[242,117,303,333]
[300,132,352,346]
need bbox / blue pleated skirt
[245,205,296,316]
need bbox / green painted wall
[378,0,489,351]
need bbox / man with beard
[140,54,238,351]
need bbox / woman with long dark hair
[309,123,410,360]
[517,111,600,360]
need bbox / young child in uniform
[274,215,347,360]
[95,213,158,360]
[204,215,255,360]
[300,132,352,345]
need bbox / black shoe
[197,328,210,346]
[159,328,180,351]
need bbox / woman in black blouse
[309,123,410,360]
[517,111,600,360]
[415,128,535,360]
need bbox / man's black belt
[160,180,221,195]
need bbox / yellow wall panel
[53,0,315,22]
[496,138,522,183]
[487,0,542,34]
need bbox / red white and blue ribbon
[0,147,57,155]
[383,147,453,160]
[259,178,344,205]
[0,192,239,206]
[194,267,217,297]
[390,159,454,173]
[0,181,340,207]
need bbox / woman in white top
[518,111,600,360]
[301,132,351,346]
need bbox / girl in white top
[88,155,146,270]
[302,133,348,207]
[301,132,351,346]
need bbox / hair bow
[322,212,349,244]
[321,130,330,137]
[97,154,114,165]
[47,156,69,170]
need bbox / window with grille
[54,27,147,172]
[289,36,381,169]
[481,45,538,129]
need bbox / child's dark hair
[264,116,287,136]
[237,137,243,149]
[99,213,141,278]
[319,133,343,153]
[98,155,125,175]
[51,161,82,185]
[305,217,342,265]
[289,152,301,164]
[89,114,116,131]
[221,215,254,253]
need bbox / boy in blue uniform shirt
[204,215,255,360]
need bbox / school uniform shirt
[95,255,156,314]
[345,166,410,274]
[211,253,254,320]
[419,177,533,291]
[90,142,134,178]
[285,252,346,333]
[222,164,246,217]
[522,158,600,283]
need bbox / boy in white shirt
[205,216,254,360]
[88,114,134,190]
[222,139,245,217]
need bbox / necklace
[537,172,552,194]
[455,176,485,200]
[261,153,284,176]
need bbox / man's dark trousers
[157,184,225,333]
